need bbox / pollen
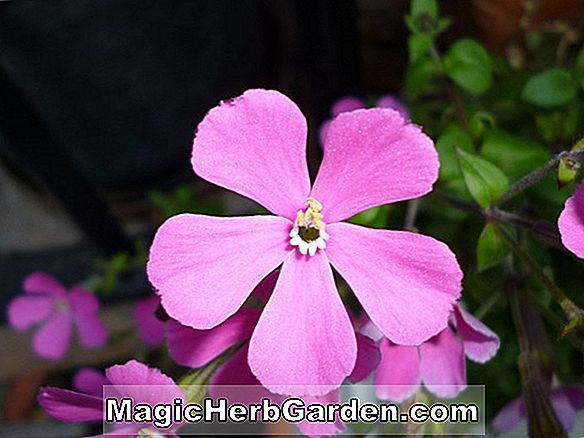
[290,197,329,256]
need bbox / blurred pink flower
[147,88,462,396]
[492,386,584,433]
[7,272,107,360]
[366,305,499,401]
[134,295,165,346]
[319,94,409,145]
[38,360,183,437]
[559,181,584,259]
[166,272,378,437]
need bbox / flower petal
[192,89,311,220]
[33,311,72,360]
[167,307,260,368]
[147,214,293,329]
[134,296,166,346]
[419,328,466,398]
[248,251,357,396]
[374,340,420,402]
[69,287,108,349]
[491,397,526,433]
[7,295,53,330]
[454,305,500,363]
[296,389,346,438]
[347,333,381,383]
[73,368,109,397]
[326,222,462,345]
[38,387,103,422]
[23,272,67,297]
[376,95,409,119]
[311,108,439,222]
[331,96,365,116]
[551,388,577,432]
[558,181,584,259]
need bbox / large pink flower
[7,272,108,360]
[368,305,499,401]
[559,180,584,259]
[147,89,462,396]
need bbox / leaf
[477,222,510,271]
[435,123,474,182]
[410,0,438,19]
[576,45,584,90]
[444,39,493,94]
[406,58,440,98]
[456,148,509,208]
[408,34,433,63]
[522,68,577,107]
[178,356,225,404]
[557,157,579,188]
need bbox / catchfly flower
[38,360,184,437]
[366,304,499,401]
[134,296,165,347]
[558,180,584,259]
[7,272,107,360]
[147,89,463,396]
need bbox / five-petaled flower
[558,180,584,259]
[147,89,463,396]
[7,272,107,360]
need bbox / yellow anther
[305,197,323,212]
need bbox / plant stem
[404,198,420,231]
[495,149,584,206]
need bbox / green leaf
[522,68,577,107]
[576,45,584,90]
[178,353,228,404]
[408,34,433,63]
[477,222,510,271]
[435,123,474,182]
[469,111,495,140]
[406,58,440,98]
[456,149,509,208]
[481,130,550,181]
[410,0,438,19]
[444,39,493,94]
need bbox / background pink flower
[559,180,584,259]
[134,295,165,346]
[147,88,462,396]
[7,272,108,360]
[369,304,500,401]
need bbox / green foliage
[435,123,474,182]
[444,39,493,95]
[477,223,510,271]
[522,68,578,107]
[455,149,509,208]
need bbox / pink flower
[492,386,584,433]
[167,272,378,437]
[319,94,409,145]
[7,272,107,360]
[38,360,183,437]
[147,89,462,396]
[367,305,499,401]
[134,296,165,346]
[559,181,584,259]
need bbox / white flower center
[53,298,69,314]
[289,197,329,256]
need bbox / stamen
[289,197,329,256]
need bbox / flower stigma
[289,197,329,256]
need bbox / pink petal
[326,222,462,345]
[374,340,420,402]
[296,389,346,438]
[376,95,409,119]
[74,368,109,397]
[7,295,54,330]
[330,96,366,116]
[454,305,500,363]
[347,333,381,383]
[551,388,577,432]
[561,385,584,410]
[69,287,108,349]
[23,272,67,297]
[134,296,165,346]
[33,311,72,360]
[167,307,259,368]
[311,108,439,223]
[105,360,185,408]
[248,252,357,396]
[192,89,311,220]
[491,397,525,433]
[559,181,584,259]
[147,214,293,329]
[38,387,103,422]
[419,328,466,398]
[251,269,278,304]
